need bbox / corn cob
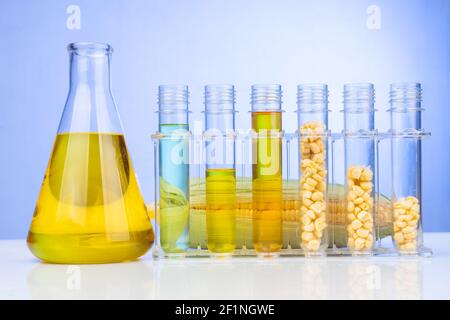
[148,178,392,250]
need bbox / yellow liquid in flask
[27,132,154,264]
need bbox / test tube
[389,83,423,254]
[343,83,376,255]
[204,85,237,254]
[297,84,329,256]
[251,84,283,255]
[157,85,190,255]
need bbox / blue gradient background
[0,0,449,239]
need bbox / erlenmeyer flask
[27,42,154,264]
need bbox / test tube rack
[151,130,432,258]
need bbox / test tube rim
[67,42,113,55]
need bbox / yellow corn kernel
[407,196,419,204]
[360,181,373,191]
[356,228,369,238]
[363,221,373,229]
[351,219,363,230]
[310,202,323,214]
[306,178,318,187]
[348,238,355,248]
[316,181,326,192]
[306,210,316,220]
[404,231,417,240]
[400,242,416,251]
[301,214,311,226]
[347,191,356,201]
[352,186,364,197]
[360,167,373,181]
[394,208,406,215]
[300,144,310,154]
[408,219,418,227]
[347,202,355,212]
[347,225,354,235]
[402,199,413,210]
[395,221,407,229]
[303,198,313,207]
[302,190,312,199]
[314,218,327,232]
[302,232,314,242]
[359,202,370,211]
[355,238,366,250]
[350,166,362,180]
[311,191,324,201]
[362,192,371,201]
[310,142,320,154]
[307,240,320,251]
[356,210,368,221]
[402,226,415,234]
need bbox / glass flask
[27,42,154,264]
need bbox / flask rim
[67,42,113,55]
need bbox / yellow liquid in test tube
[27,132,154,264]
[252,111,283,254]
[206,168,236,253]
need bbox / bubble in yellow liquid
[252,111,283,254]
[27,132,154,264]
[206,168,236,254]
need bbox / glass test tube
[204,85,237,254]
[343,83,376,255]
[297,84,329,255]
[389,83,423,254]
[158,85,190,254]
[251,84,283,255]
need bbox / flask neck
[59,43,121,134]
[69,52,112,93]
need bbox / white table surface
[1,233,449,300]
